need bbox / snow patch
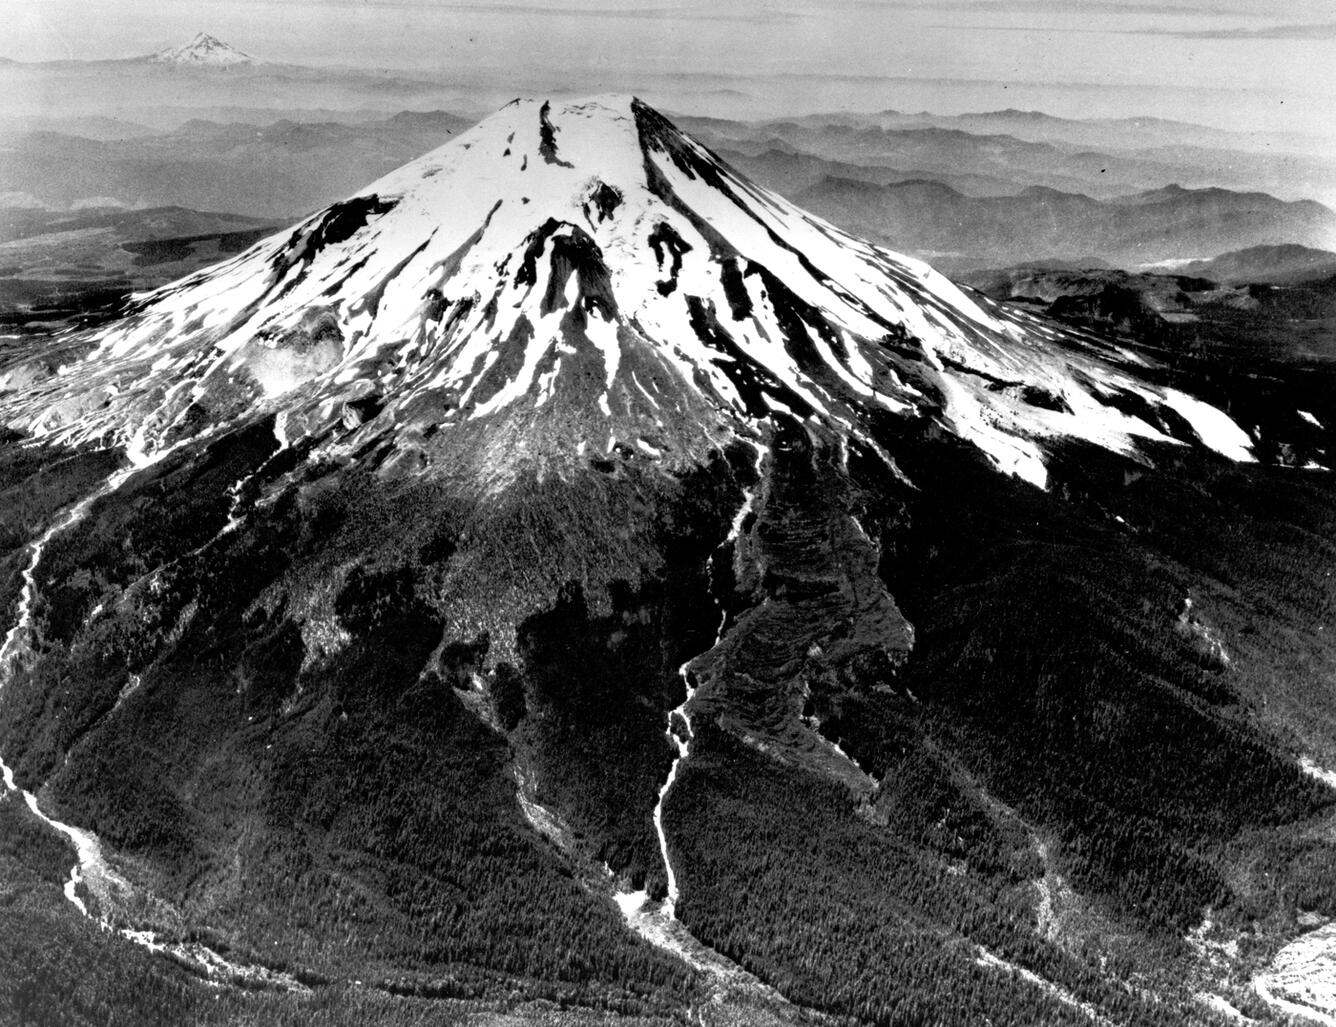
[1300,756,1336,791]
[1161,389,1256,463]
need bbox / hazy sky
[5,0,1336,133]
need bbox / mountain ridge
[1169,243,1336,284]
[795,173,1336,270]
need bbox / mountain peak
[148,33,258,67]
[2,95,1257,492]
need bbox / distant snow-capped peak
[0,95,1257,491]
[148,33,257,67]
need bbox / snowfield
[0,96,1260,495]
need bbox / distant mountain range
[3,35,1334,185]
[708,145,1025,198]
[766,108,1333,160]
[2,35,1334,289]
[680,115,1336,208]
[2,107,1332,274]
[1165,244,1336,285]
[0,38,472,128]
[0,111,473,217]
[793,178,1336,271]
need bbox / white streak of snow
[1300,756,1336,790]
[1160,388,1256,463]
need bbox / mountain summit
[146,33,258,67]
[5,95,1254,492]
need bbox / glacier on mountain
[0,95,1257,491]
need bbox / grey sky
[4,0,1334,134]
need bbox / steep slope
[2,96,1335,1027]
[3,96,1260,492]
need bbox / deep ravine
[1,463,157,917]
[612,438,781,1006]
[0,453,309,993]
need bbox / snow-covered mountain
[1,95,1255,492]
[5,96,1336,1027]
[146,33,258,68]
